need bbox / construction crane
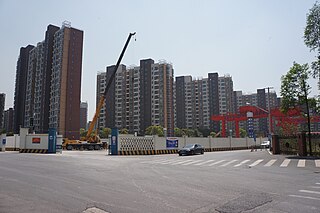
[63,32,136,150]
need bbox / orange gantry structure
[211,105,320,137]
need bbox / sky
[0,0,319,119]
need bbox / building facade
[96,72,107,130]
[0,93,5,131]
[151,61,174,136]
[13,45,34,133]
[80,102,88,130]
[49,22,83,139]
[4,108,14,133]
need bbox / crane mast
[86,32,136,140]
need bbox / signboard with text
[166,137,178,149]
[32,138,41,144]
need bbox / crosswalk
[142,158,320,168]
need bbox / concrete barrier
[116,135,268,155]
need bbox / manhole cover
[83,207,110,213]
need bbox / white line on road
[315,160,320,167]
[181,160,203,165]
[234,160,250,167]
[289,194,320,201]
[171,160,193,165]
[220,160,238,167]
[194,160,215,166]
[208,160,226,166]
[264,159,277,167]
[297,160,306,167]
[280,159,291,167]
[249,159,264,167]
[299,190,320,195]
[158,159,179,164]
[309,186,320,189]
[316,183,320,185]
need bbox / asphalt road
[0,149,319,213]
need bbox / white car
[261,141,270,148]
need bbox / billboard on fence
[32,138,41,143]
[166,137,178,149]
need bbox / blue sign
[2,138,6,145]
[166,137,178,149]
[110,128,119,155]
[48,128,57,153]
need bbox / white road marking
[208,160,226,166]
[297,160,306,167]
[181,160,203,165]
[171,160,193,165]
[299,190,320,195]
[309,186,320,189]
[316,183,320,185]
[194,160,215,166]
[315,160,320,167]
[249,159,264,167]
[289,194,320,201]
[220,160,238,167]
[280,159,291,167]
[264,159,277,167]
[234,160,250,167]
[158,159,179,164]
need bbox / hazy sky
[0,0,318,119]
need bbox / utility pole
[262,87,273,149]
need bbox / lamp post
[262,87,274,150]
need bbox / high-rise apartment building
[151,61,174,136]
[104,65,126,130]
[208,73,220,133]
[175,76,192,129]
[99,59,174,135]
[96,72,107,130]
[80,102,88,130]
[139,59,154,135]
[218,75,234,115]
[175,73,219,132]
[49,22,83,139]
[24,25,60,133]
[4,108,14,133]
[13,45,34,133]
[0,93,5,130]
[14,23,83,139]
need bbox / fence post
[298,132,307,156]
[272,134,280,154]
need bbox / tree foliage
[119,128,129,134]
[99,128,111,138]
[239,128,247,138]
[145,126,164,137]
[304,2,320,79]
[280,62,311,113]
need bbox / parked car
[178,144,204,156]
[261,140,270,148]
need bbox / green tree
[120,128,129,134]
[174,127,183,137]
[304,2,320,79]
[209,131,216,137]
[99,128,111,138]
[80,128,87,137]
[280,62,313,155]
[239,128,247,138]
[145,126,164,137]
